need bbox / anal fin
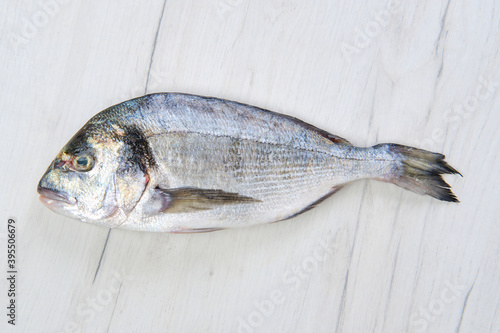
[275,185,345,222]
[169,227,224,233]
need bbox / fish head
[37,121,150,228]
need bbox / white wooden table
[1,0,499,332]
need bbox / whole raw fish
[37,93,460,232]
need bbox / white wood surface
[1,0,499,332]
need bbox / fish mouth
[37,187,77,207]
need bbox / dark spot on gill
[122,126,157,172]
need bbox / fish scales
[132,132,344,231]
[37,93,460,232]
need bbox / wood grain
[1,0,499,332]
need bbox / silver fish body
[37,93,460,232]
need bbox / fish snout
[37,185,77,207]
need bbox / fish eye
[74,155,94,171]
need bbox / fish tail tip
[379,144,462,203]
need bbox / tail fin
[376,144,461,202]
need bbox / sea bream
[37,93,460,232]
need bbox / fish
[37,93,461,233]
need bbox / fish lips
[37,186,77,210]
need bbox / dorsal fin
[323,133,351,144]
[278,113,351,145]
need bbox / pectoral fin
[146,186,261,214]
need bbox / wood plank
[0,0,499,332]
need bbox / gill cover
[108,127,154,226]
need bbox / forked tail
[374,144,461,202]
